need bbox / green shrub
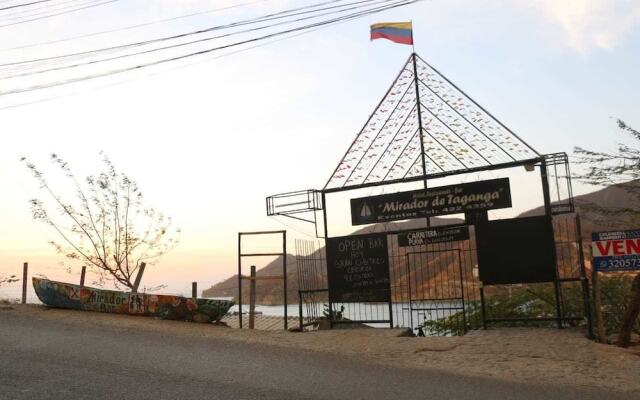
[421,278,639,337]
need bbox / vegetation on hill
[574,119,640,347]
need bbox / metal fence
[295,213,591,335]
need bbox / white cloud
[531,0,640,52]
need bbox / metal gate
[406,249,466,335]
[295,214,592,336]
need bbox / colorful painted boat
[33,277,234,323]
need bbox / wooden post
[21,262,28,304]
[132,262,146,293]
[592,270,606,342]
[192,282,197,298]
[79,266,86,288]
[249,265,256,330]
[283,231,287,330]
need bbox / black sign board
[351,178,512,226]
[398,226,469,247]
[476,216,556,285]
[326,232,391,303]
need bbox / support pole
[249,265,256,330]
[480,284,487,329]
[411,52,430,228]
[192,282,197,298]
[79,266,86,288]
[592,270,606,342]
[540,159,563,329]
[283,231,288,330]
[321,191,333,329]
[238,233,243,329]
[21,262,28,304]
[299,292,304,332]
[574,214,594,339]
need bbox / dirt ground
[4,305,640,393]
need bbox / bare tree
[574,119,640,347]
[22,153,180,291]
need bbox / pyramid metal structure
[324,53,540,191]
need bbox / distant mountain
[202,217,463,304]
[519,182,639,235]
[203,183,639,304]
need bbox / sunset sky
[1,0,639,298]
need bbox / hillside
[519,182,639,235]
[203,183,639,304]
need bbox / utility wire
[0,0,271,52]
[1,0,348,66]
[0,11,358,110]
[0,0,110,22]
[0,0,118,28]
[0,0,391,79]
[0,0,92,18]
[0,0,422,96]
[0,0,49,12]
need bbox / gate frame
[237,230,287,330]
[319,156,589,330]
[405,249,467,334]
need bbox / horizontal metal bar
[271,208,321,215]
[238,230,286,236]
[331,319,391,324]
[299,289,329,294]
[409,307,464,311]
[239,252,284,257]
[240,275,284,281]
[323,157,542,193]
[410,297,464,302]
[484,317,582,323]
[268,189,318,198]
[406,250,462,257]
[347,221,469,238]
[275,200,311,208]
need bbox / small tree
[22,153,180,291]
[575,119,640,347]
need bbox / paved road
[0,311,633,400]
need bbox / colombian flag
[370,22,413,45]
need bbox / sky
[0,0,639,298]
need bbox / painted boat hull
[33,277,234,323]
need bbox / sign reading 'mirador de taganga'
[592,229,640,272]
[350,178,512,226]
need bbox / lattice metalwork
[325,54,539,190]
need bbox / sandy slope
[4,305,639,393]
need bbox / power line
[0,0,111,22]
[0,0,50,12]
[0,13,356,110]
[0,0,391,80]
[0,0,118,28]
[1,0,348,66]
[0,0,91,18]
[0,0,272,52]
[0,0,422,97]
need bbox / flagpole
[410,24,430,227]
[411,19,415,53]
